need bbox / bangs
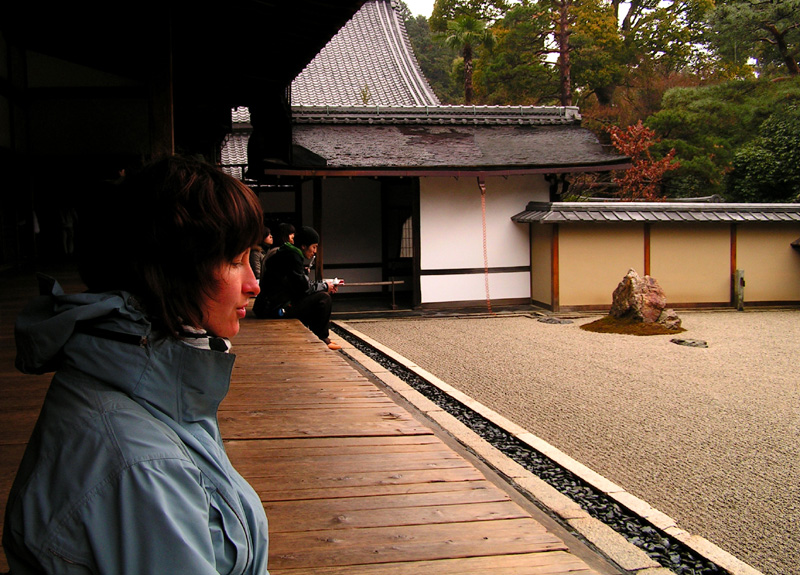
[220,177,264,260]
[168,166,264,267]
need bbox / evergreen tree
[430,0,508,32]
[475,4,558,104]
[647,76,800,198]
[710,0,800,77]
[442,16,496,104]
[404,13,461,103]
[727,105,800,202]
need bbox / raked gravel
[347,310,800,575]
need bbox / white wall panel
[419,175,547,270]
[421,271,530,303]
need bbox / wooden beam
[730,224,738,306]
[314,177,324,279]
[551,224,559,312]
[149,17,174,157]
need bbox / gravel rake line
[333,324,722,575]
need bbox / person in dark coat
[249,226,273,281]
[253,226,342,350]
[264,222,295,260]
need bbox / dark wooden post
[149,17,174,157]
[313,177,324,280]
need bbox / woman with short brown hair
[5,156,270,574]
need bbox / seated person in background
[249,226,273,281]
[253,226,342,350]
[265,222,295,260]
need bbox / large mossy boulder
[609,269,681,330]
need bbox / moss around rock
[580,315,686,336]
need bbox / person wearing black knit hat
[294,225,319,248]
[253,225,342,350]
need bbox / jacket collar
[16,278,234,439]
[283,242,303,258]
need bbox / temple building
[223,0,645,310]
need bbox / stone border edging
[333,320,763,575]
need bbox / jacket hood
[15,275,151,375]
[15,276,235,435]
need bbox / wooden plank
[233,451,471,479]
[0,381,49,403]
[0,444,26,493]
[265,499,528,533]
[224,436,450,459]
[219,407,432,439]
[230,371,369,383]
[247,469,488,501]
[231,370,365,381]
[256,479,499,505]
[263,487,512,519]
[268,551,599,575]
[221,387,392,409]
[0,410,45,445]
[268,519,567,570]
[222,398,394,410]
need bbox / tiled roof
[291,0,439,106]
[231,106,250,124]
[285,124,626,171]
[292,105,581,125]
[222,117,627,173]
[220,127,250,171]
[511,202,800,224]
[221,0,628,174]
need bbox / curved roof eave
[261,159,632,178]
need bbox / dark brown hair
[77,155,263,336]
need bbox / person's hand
[326,281,339,294]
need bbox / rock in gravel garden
[610,269,682,330]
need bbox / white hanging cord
[478,177,493,314]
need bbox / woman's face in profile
[200,249,260,338]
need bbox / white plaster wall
[420,175,544,269]
[421,271,531,303]
[419,175,547,303]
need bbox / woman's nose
[245,265,260,296]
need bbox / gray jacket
[4,280,269,574]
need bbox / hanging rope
[478,177,493,314]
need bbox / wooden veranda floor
[1,266,615,574]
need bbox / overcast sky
[403,0,435,17]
